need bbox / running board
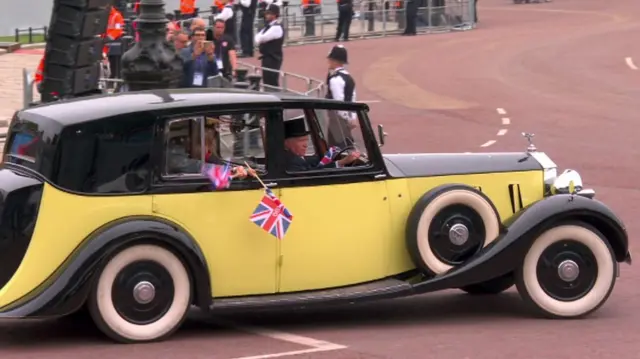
[210,278,413,311]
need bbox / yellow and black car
[0,88,631,343]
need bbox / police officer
[335,0,353,41]
[215,0,237,43]
[402,0,417,35]
[239,0,258,57]
[255,4,285,90]
[325,45,357,148]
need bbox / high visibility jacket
[34,56,45,84]
[302,0,320,5]
[105,7,124,40]
[395,0,402,7]
[214,0,225,11]
[181,0,196,13]
[134,1,140,13]
[102,7,124,54]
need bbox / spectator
[211,19,238,80]
[402,0,417,35]
[214,0,238,44]
[180,25,206,61]
[173,30,190,51]
[190,17,207,35]
[238,0,257,58]
[180,28,220,88]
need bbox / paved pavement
[1,0,640,357]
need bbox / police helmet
[327,45,348,64]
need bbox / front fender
[413,194,629,291]
[0,217,212,318]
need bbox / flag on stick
[318,146,340,167]
[202,162,232,189]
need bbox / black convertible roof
[21,87,368,126]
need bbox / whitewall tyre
[406,185,501,275]
[88,244,192,343]
[515,223,617,319]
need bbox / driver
[283,116,360,172]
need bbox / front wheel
[88,244,192,343]
[516,223,617,319]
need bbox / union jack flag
[318,146,340,167]
[202,162,232,189]
[250,188,293,239]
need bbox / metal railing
[11,26,48,44]
[21,60,325,108]
[174,0,474,48]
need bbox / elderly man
[283,116,360,172]
[172,30,189,51]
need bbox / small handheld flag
[250,188,293,240]
[202,163,232,189]
[318,146,340,167]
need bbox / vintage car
[0,88,631,343]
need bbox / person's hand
[205,42,215,57]
[193,41,203,57]
[232,166,248,179]
[337,150,361,167]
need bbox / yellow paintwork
[0,167,544,309]
[0,183,153,308]
[152,190,279,297]
[278,181,391,292]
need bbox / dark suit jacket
[180,48,219,88]
[284,150,338,172]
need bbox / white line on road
[496,108,507,115]
[501,117,511,125]
[625,57,638,70]
[215,320,348,359]
[497,129,508,136]
[480,140,496,147]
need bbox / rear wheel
[460,272,515,295]
[88,244,192,343]
[515,223,617,318]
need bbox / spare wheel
[406,184,501,275]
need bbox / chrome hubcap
[448,223,469,246]
[132,281,156,304]
[557,259,580,282]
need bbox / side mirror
[377,124,387,147]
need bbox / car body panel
[383,152,542,178]
[0,183,152,309]
[152,189,279,297]
[278,180,391,293]
[381,170,544,276]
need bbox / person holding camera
[180,28,220,88]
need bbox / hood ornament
[522,132,537,152]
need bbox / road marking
[625,57,638,70]
[214,320,348,359]
[497,129,508,136]
[496,108,507,115]
[501,117,511,125]
[480,140,496,147]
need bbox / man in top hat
[325,45,358,148]
[283,116,361,172]
[255,4,285,90]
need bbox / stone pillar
[120,0,183,91]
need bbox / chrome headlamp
[523,132,595,199]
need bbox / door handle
[263,182,278,188]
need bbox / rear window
[3,118,44,169]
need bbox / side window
[282,107,370,174]
[315,108,369,160]
[53,113,155,194]
[164,111,268,177]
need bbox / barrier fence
[11,26,48,44]
[172,0,474,47]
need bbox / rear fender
[0,217,212,318]
[413,194,628,291]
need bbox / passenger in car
[283,116,360,172]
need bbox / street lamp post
[120,0,183,91]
